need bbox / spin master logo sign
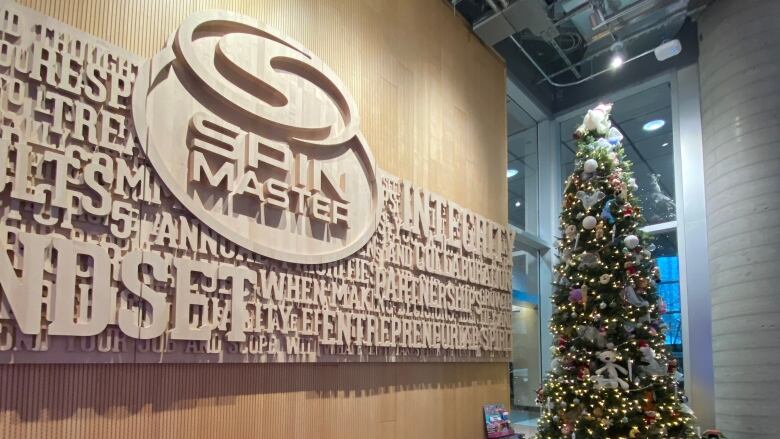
[133,11,380,264]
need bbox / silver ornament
[583,159,598,173]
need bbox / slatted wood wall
[15,0,507,222]
[1,363,509,439]
[1,0,509,438]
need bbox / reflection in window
[559,83,676,225]
[507,97,539,234]
[506,96,542,433]
[510,245,541,427]
[652,230,684,373]
[657,256,682,346]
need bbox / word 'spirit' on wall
[0,2,514,363]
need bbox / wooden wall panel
[18,0,507,223]
[0,363,509,439]
[1,0,509,437]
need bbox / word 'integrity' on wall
[0,2,514,363]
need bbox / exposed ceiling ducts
[473,0,559,46]
[452,0,711,110]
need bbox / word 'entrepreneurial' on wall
[0,3,514,363]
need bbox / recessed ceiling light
[643,119,666,131]
[661,142,670,147]
[507,169,519,178]
[515,201,522,207]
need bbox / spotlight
[507,169,519,178]
[610,41,626,69]
[610,54,624,69]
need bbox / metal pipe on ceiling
[552,1,593,25]
[515,37,659,87]
[593,0,664,30]
[536,3,700,83]
[479,0,582,79]
[588,8,682,46]
[484,0,501,13]
[549,38,583,78]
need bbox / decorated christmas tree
[535,104,698,439]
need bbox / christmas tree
[535,104,698,439]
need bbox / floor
[510,408,539,437]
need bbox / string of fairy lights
[535,105,698,439]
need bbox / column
[699,1,780,437]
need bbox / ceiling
[452,0,709,111]
[560,82,676,225]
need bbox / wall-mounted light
[514,200,522,207]
[661,142,670,148]
[507,168,519,178]
[643,119,666,131]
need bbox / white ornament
[578,252,600,268]
[576,190,605,209]
[582,216,597,230]
[595,138,612,150]
[599,302,607,309]
[592,350,629,390]
[608,127,623,144]
[638,344,666,376]
[583,159,598,173]
[621,286,649,307]
[599,274,611,284]
[624,234,640,249]
[629,178,638,191]
[582,104,612,134]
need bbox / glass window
[507,97,539,234]
[559,83,676,225]
[506,95,543,434]
[509,242,541,428]
[556,82,686,382]
[652,230,684,371]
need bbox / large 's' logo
[132,11,379,264]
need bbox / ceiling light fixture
[610,41,626,70]
[661,142,670,147]
[507,169,519,178]
[655,39,682,61]
[643,119,666,131]
[515,201,522,207]
[610,55,624,69]
[512,37,682,88]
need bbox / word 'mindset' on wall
[0,3,513,363]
